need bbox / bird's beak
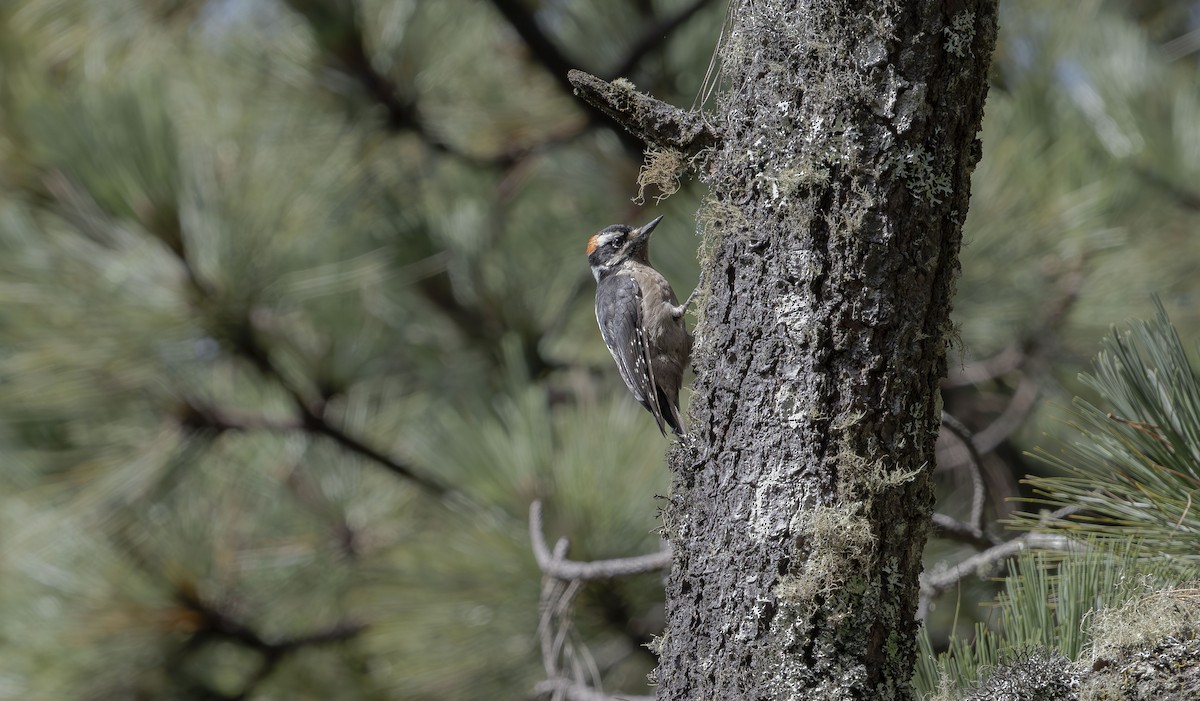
[631,215,664,241]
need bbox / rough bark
[654,1,998,700]
[568,69,721,156]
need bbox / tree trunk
[657,1,997,699]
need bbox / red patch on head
[586,234,600,256]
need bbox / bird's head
[586,215,663,282]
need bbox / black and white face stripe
[586,216,662,281]
[587,226,633,279]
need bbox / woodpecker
[587,215,693,437]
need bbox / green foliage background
[918,306,1200,698]
[2,0,1200,699]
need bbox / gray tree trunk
[655,1,998,699]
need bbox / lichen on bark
[568,0,998,697]
[654,1,998,699]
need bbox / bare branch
[536,531,615,700]
[940,411,988,531]
[534,678,655,701]
[930,512,1000,549]
[944,258,1084,389]
[530,501,672,580]
[943,342,1027,388]
[918,505,1084,618]
[568,70,721,155]
[920,531,1077,598]
[971,369,1041,455]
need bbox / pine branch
[193,301,452,495]
[919,505,1083,617]
[176,584,365,698]
[242,328,453,497]
[485,0,661,154]
[486,0,578,96]
[1135,164,1200,212]
[605,0,718,80]
[283,0,527,166]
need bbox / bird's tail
[658,386,686,438]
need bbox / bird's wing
[595,273,665,434]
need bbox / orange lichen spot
[586,234,600,256]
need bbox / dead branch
[530,501,672,580]
[568,70,721,155]
[918,505,1084,619]
[930,512,1001,550]
[941,411,988,531]
[971,368,1041,455]
[534,678,655,701]
[533,510,654,701]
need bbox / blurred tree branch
[283,0,517,165]
[1134,164,1200,212]
[604,0,719,81]
[486,0,666,155]
[173,583,366,700]
[939,411,988,533]
[218,319,453,496]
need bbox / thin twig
[943,343,1027,388]
[534,678,654,701]
[529,501,672,580]
[538,540,571,677]
[971,369,1041,455]
[940,411,988,531]
[1107,412,1172,448]
[1176,490,1194,530]
[918,505,1084,618]
[536,534,614,701]
[920,531,1078,598]
[930,512,1001,549]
